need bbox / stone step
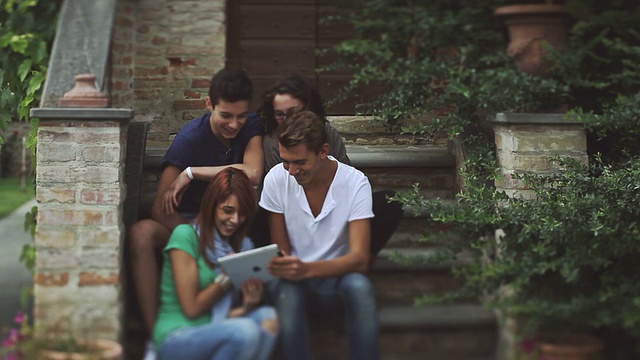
[142,144,454,170]
[310,303,497,360]
[139,144,456,219]
[387,200,457,246]
[372,247,472,306]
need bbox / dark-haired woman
[153,167,278,360]
[257,74,349,172]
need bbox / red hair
[195,168,257,264]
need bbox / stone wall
[32,109,133,341]
[111,0,226,144]
[491,113,587,198]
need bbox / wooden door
[226,0,355,114]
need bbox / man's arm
[267,212,292,255]
[188,135,264,184]
[152,165,188,231]
[165,135,265,210]
[268,218,371,281]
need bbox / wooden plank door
[226,0,355,114]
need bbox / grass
[0,177,35,219]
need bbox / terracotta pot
[537,333,604,360]
[494,4,570,77]
[39,339,123,360]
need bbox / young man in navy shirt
[129,68,264,340]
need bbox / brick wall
[32,109,132,341]
[111,0,226,144]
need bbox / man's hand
[162,171,191,214]
[268,254,309,281]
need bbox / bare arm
[267,212,292,255]
[170,249,228,319]
[268,218,371,280]
[152,165,188,230]
[164,136,264,211]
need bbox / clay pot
[537,333,604,360]
[39,339,123,360]
[494,4,570,77]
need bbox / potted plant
[395,146,640,359]
[494,1,571,77]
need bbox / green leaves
[0,0,57,154]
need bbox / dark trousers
[249,190,403,254]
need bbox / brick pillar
[491,113,587,198]
[30,108,133,341]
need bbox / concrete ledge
[40,0,117,107]
[379,303,496,330]
[31,108,134,120]
[489,112,580,125]
[144,144,455,169]
[347,145,454,167]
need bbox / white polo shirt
[259,156,374,262]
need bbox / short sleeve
[243,113,265,139]
[162,133,195,171]
[348,175,374,222]
[165,224,199,258]
[259,169,284,214]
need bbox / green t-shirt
[152,224,218,349]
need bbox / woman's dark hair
[257,74,327,134]
[195,167,257,264]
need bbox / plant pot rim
[494,4,569,17]
[39,338,123,360]
[537,333,604,354]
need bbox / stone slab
[489,112,580,125]
[40,0,117,107]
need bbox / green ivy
[0,0,58,152]
[323,0,640,139]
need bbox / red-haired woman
[152,167,278,360]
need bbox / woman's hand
[162,171,191,214]
[241,279,264,311]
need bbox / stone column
[491,113,587,198]
[30,107,133,341]
[490,112,587,360]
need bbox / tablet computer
[218,244,279,286]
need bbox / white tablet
[218,244,280,287]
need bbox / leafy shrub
[0,0,58,151]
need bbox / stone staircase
[306,122,497,359]
[123,118,497,359]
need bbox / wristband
[214,274,232,291]
[186,166,194,180]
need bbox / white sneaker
[143,340,156,360]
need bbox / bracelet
[214,274,232,292]
[185,166,194,180]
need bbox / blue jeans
[158,306,277,360]
[272,273,380,360]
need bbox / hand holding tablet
[218,244,280,286]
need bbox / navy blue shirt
[161,112,264,213]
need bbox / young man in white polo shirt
[261,111,379,360]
